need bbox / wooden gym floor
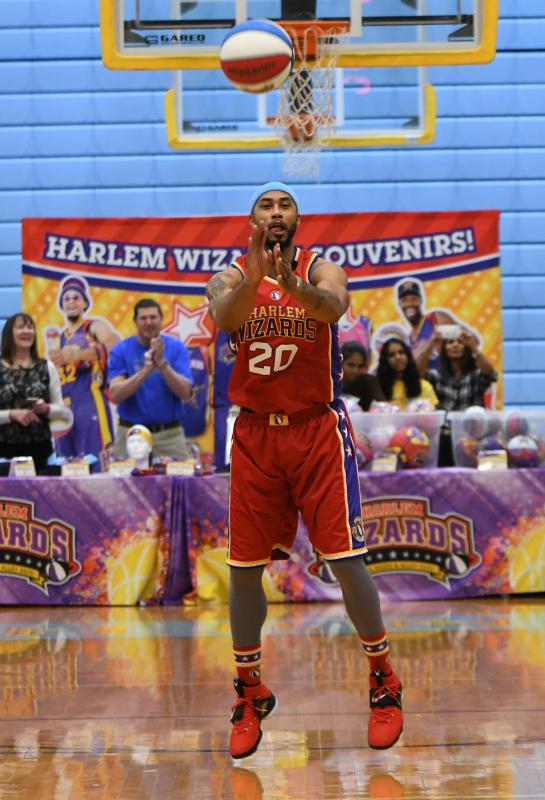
[1,596,545,799]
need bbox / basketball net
[272,23,347,179]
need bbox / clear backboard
[101,0,498,71]
[164,64,436,152]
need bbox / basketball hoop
[269,20,349,178]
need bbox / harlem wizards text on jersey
[228,248,343,414]
[57,321,113,457]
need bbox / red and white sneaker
[368,669,403,750]
[229,679,276,759]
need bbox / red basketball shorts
[227,401,366,567]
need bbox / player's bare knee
[326,555,368,582]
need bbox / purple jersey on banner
[338,310,372,358]
[56,320,113,458]
[409,312,439,368]
[180,346,209,437]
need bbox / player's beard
[66,312,82,323]
[265,223,296,252]
[404,308,422,327]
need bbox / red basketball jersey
[227,248,343,414]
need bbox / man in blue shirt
[109,299,193,458]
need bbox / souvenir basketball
[507,435,540,468]
[388,426,430,468]
[369,401,400,414]
[461,406,487,438]
[368,424,396,452]
[219,20,294,93]
[405,398,434,414]
[506,412,529,437]
[454,436,480,467]
[49,406,74,439]
[341,394,361,415]
[353,430,373,468]
[405,398,437,434]
[486,415,504,437]
[478,434,506,453]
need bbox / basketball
[405,398,435,414]
[49,406,74,439]
[219,20,294,94]
[353,430,373,468]
[478,434,506,453]
[368,424,396,452]
[507,435,540,468]
[369,401,400,414]
[462,406,488,438]
[454,436,480,467]
[388,426,430,469]
[506,412,530,437]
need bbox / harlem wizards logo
[362,495,481,586]
[0,498,81,594]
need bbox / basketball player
[395,277,479,369]
[50,275,119,459]
[206,182,403,759]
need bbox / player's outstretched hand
[246,220,273,283]
[274,243,297,293]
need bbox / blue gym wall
[0,1,544,408]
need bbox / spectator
[108,299,193,459]
[420,329,497,466]
[376,337,438,409]
[420,329,497,411]
[341,342,384,411]
[0,313,65,471]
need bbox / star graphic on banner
[339,408,346,420]
[162,301,213,347]
[341,426,348,438]
[345,445,352,457]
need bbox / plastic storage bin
[449,409,545,468]
[349,410,446,470]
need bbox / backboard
[101,0,498,71]
[164,64,436,151]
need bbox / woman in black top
[0,313,65,471]
[418,328,497,466]
[420,329,497,411]
[341,342,384,411]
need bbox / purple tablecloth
[1,469,544,604]
[184,468,545,601]
[0,474,190,605]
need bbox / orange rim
[267,113,336,142]
[278,19,350,61]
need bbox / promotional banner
[184,469,545,602]
[22,209,501,461]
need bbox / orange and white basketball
[220,20,294,94]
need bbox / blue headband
[249,182,299,213]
